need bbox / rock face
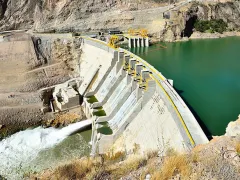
[0,0,8,19]
[0,0,38,30]
[185,2,240,31]
[154,1,240,42]
[226,115,240,136]
[0,0,166,31]
[0,1,239,41]
[0,31,83,138]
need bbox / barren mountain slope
[1,1,240,42]
[0,0,168,31]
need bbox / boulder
[225,115,240,136]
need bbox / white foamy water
[0,120,91,179]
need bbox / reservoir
[128,37,240,136]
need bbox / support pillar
[123,55,130,71]
[128,38,132,48]
[141,70,150,81]
[137,38,140,47]
[116,51,124,73]
[145,37,149,47]
[129,58,137,76]
[141,38,145,47]
[140,70,150,90]
[135,64,143,82]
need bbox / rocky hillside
[1,1,240,41]
[0,0,167,31]
[0,32,83,139]
[156,1,240,41]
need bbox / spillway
[0,120,91,179]
[96,66,118,102]
[104,76,130,114]
[108,89,138,131]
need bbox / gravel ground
[0,32,80,138]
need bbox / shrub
[104,151,126,161]
[194,20,210,32]
[194,19,227,34]
[191,152,200,163]
[152,154,191,180]
[53,158,93,179]
[146,150,159,160]
[110,155,147,179]
[236,143,240,156]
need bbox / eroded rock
[225,115,240,136]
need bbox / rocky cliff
[0,1,240,40]
[0,0,37,30]
[0,0,166,31]
[226,115,240,136]
[155,1,240,41]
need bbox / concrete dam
[54,37,209,155]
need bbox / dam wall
[79,37,209,155]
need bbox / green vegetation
[194,19,227,34]
[93,109,106,117]
[96,122,112,135]
[97,126,113,135]
[92,106,106,117]
[87,96,98,104]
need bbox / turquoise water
[128,37,240,136]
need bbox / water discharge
[0,120,91,179]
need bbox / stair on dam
[107,89,139,131]
[79,37,209,155]
[103,76,131,115]
[85,52,157,154]
[95,65,119,102]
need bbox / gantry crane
[128,28,148,38]
[108,35,119,49]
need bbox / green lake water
[127,37,240,136]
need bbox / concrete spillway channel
[79,37,209,155]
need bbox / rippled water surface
[0,121,91,179]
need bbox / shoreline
[151,31,240,44]
[189,31,240,40]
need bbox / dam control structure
[53,36,209,155]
